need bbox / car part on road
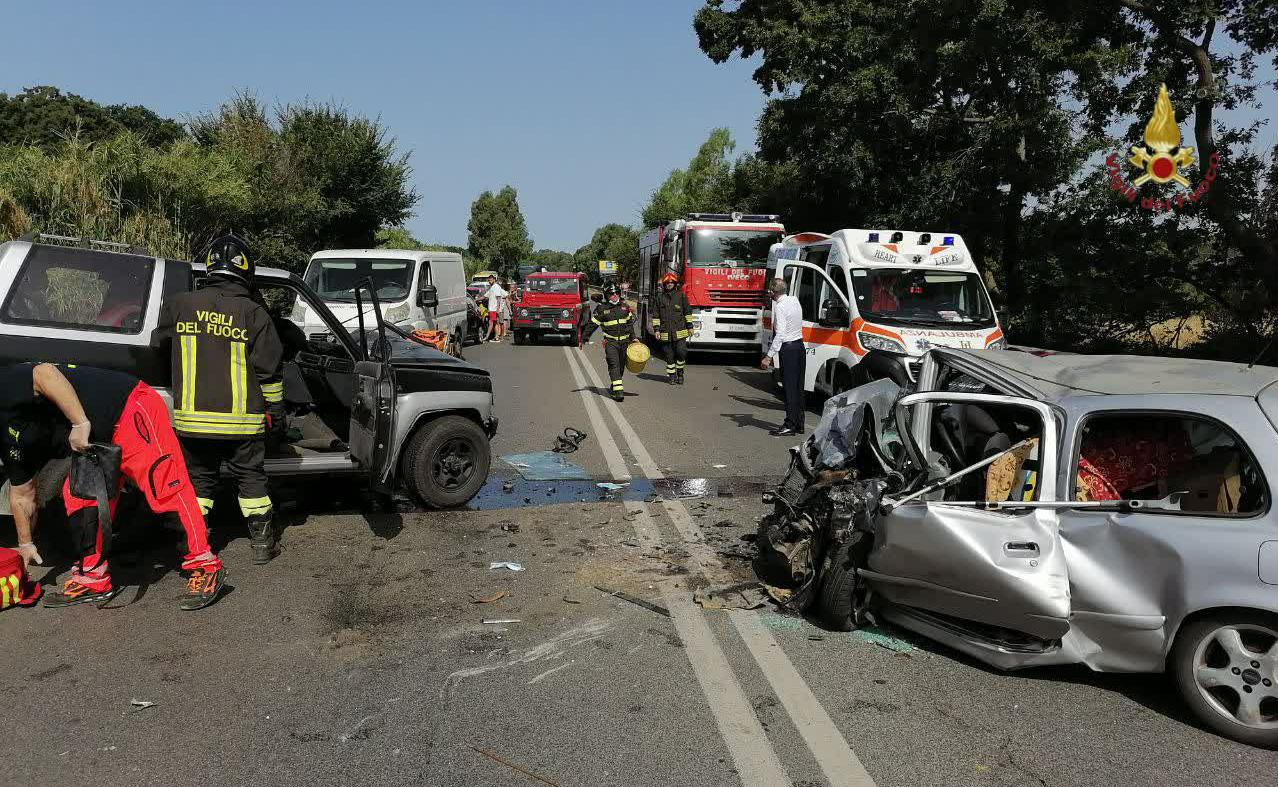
[552,426,588,454]
[594,585,671,617]
[481,618,521,624]
[130,699,157,712]
[694,581,769,610]
[489,561,524,571]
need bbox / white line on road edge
[562,346,790,787]
[569,346,879,787]
[729,610,878,787]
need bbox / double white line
[561,346,876,787]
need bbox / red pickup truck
[511,272,590,346]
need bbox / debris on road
[471,591,510,604]
[489,561,524,572]
[851,626,914,653]
[482,618,521,625]
[694,582,768,610]
[470,746,562,787]
[561,593,582,604]
[502,480,515,493]
[596,482,628,492]
[502,452,591,481]
[129,699,156,712]
[500,523,520,533]
[552,427,588,454]
[712,464,727,469]
[594,585,670,617]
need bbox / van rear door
[348,281,398,491]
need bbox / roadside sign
[598,260,616,275]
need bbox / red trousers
[64,383,221,590]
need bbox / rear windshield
[1,245,154,334]
[305,258,413,303]
[525,278,578,294]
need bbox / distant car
[803,348,1278,747]
[510,272,590,346]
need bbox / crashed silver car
[760,348,1278,748]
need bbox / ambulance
[763,229,1006,395]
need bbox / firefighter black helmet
[204,233,255,283]
[603,283,622,297]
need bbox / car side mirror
[418,284,439,309]
[819,302,850,328]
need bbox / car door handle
[1004,541,1040,556]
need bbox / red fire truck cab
[511,272,590,346]
[638,213,784,352]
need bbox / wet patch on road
[462,473,778,511]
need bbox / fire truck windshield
[687,228,780,269]
[850,268,995,328]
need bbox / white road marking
[730,611,878,787]
[563,346,790,787]
[568,345,879,787]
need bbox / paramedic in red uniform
[0,362,225,610]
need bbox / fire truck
[637,213,784,351]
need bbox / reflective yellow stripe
[174,409,266,436]
[591,316,602,325]
[1,574,16,608]
[261,381,283,404]
[196,497,214,515]
[652,318,661,326]
[230,341,247,414]
[180,335,197,412]
[238,496,273,516]
[601,318,628,326]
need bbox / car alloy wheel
[1192,623,1278,730]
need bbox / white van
[293,248,468,342]
[764,229,1006,395]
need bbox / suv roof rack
[18,232,151,256]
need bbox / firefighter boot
[246,512,279,564]
[677,368,685,385]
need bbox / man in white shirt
[483,274,508,342]
[761,277,806,436]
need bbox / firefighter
[651,272,693,385]
[583,283,635,402]
[0,362,224,610]
[157,234,285,565]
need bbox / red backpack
[0,547,42,609]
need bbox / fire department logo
[1103,83,1220,212]
[1128,84,1194,187]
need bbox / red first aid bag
[0,547,42,609]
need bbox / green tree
[466,185,534,277]
[574,223,640,284]
[529,248,576,271]
[641,128,740,227]
[0,85,185,150]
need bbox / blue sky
[3,1,1274,252]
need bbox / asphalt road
[3,337,1276,786]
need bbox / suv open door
[348,281,397,492]
[865,390,1072,643]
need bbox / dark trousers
[663,338,687,376]
[779,339,807,431]
[604,340,627,393]
[181,438,272,518]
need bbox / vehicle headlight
[520,308,529,318]
[857,332,906,354]
[561,309,570,318]
[987,336,1008,350]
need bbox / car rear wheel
[1171,612,1278,748]
[401,416,490,509]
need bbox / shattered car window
[928,401,1045,502]
[1072,413,1267,515]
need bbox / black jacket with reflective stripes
[651,289,693,341]
[157,278,284,439]
[584,301,635,343]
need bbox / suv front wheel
[400,415,490,508]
